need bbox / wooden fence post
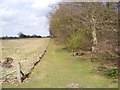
[16,62,21,83]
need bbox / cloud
[0,0,58,37]
[31,0,57,9]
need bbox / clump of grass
[107,69,118,77]
[96,65,118,78]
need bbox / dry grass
[0,40,2,59]
[1,38,49,60]
[1,38,50,73]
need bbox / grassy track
[3,39,118,88]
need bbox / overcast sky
[0,0,59,37]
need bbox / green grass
[3,39,118,88]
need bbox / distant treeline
[0,32,51,39]
[18,32,42,38]
[0,36,19,39]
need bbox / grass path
[3,39,118,88]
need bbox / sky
[0,0,59,37]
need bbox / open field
[0,40,2,60]
[0,38,50,74]
[1,38,50,61]
[3,39,118,88]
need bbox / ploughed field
[0,38,50,74]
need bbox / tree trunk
[91,14,97,53]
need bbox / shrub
[107,69,118,77]
[68,30,92,51]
